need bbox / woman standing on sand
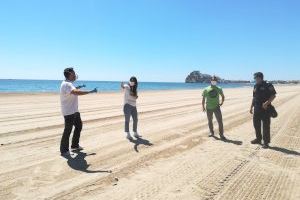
[121,77,141,140]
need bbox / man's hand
[220,93,225,107]
[90,88,98,93]
[250,107,253,114]
[202,96,206,113]
[262,101,269,110]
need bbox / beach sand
[0,85,299,200]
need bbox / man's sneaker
[61,151,71,157]
[208,133,215,137]
[251,139,262,144]
[71,146,84,151]
[220,135,227,140]
[126,132,133,140]
[262,143,269,149]
[133,132,142,138]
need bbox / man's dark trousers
[253,108,271,144]
[206,106,224,136]
[60,112,82,153]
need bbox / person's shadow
[269,146,300,156]
[129,137,153,152]
[63,152,112,173]
[212,136,243,145]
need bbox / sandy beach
[0,85,299,200]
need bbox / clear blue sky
[0,0,299,82]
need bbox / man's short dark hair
[211,75,218,81]
[254,72,264,80]
[64,68,75,79]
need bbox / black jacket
[253,81,277,108]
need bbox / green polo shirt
[202,85,223,110]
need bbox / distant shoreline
[0,79,298,93]
[0,83,299,95]
[0,79,252,93]
[0,78,185,84]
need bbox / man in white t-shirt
[60,68,97,156]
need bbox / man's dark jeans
[206,106,224,136]
[253,108,271,144]
[60,112,82,153]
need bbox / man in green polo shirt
[202,76,226,140]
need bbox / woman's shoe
[134,132,142,138]
[126,132,133,140]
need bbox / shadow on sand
[212,136,243,145]
[129,137,154,152]
[62,151,112,174]
[269,146,300,156]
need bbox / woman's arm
[121,82,130,89]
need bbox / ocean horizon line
[0,79,253,93]
[0,78,188,84]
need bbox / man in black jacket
[250,72,277,148]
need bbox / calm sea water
[0,79,251,93]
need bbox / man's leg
[253,110,262,142]
[60,114,74,153]
[214,106,224,137]
[71,112,83,149]
[262,112,271,145]
[206,109,214,135]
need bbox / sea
[0,79,252,93]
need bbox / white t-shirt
[123,84,137,107]
[60,80,78,116]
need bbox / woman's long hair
[129,76,138,97]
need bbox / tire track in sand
[198,96,300,200]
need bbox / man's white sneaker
[134,132,142,138]
[126,132,133,140]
